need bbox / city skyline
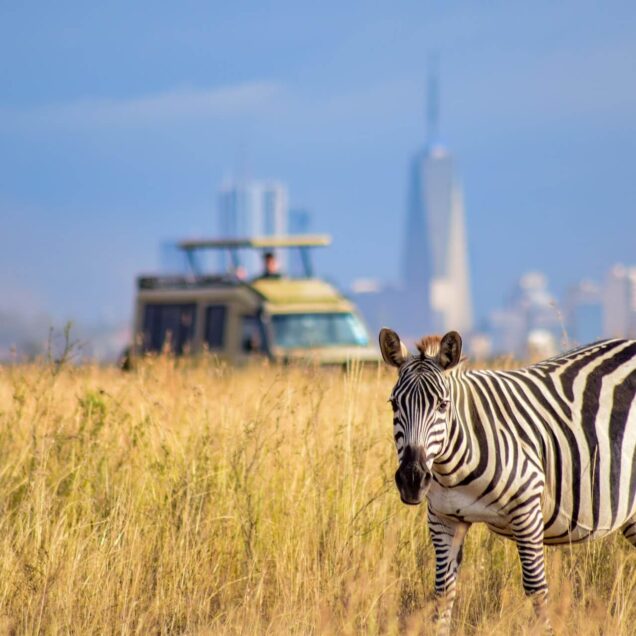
[482,264,636,358]
[1,3,635,353]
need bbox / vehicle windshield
[271,312,369,349]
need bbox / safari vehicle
[130,235,379,365]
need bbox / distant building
[218,179,288,274]
[486,266,636,359]
[489,307,527,357]
[402,62,472,337]
[565,280,603,345]
[404,145,472,334]
[603,264,636,338]
[488,272,561,358]
[350,62,473,344]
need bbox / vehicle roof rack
[176,234,331,278]
[177,234,331,251]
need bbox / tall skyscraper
[403,61,473,335]
[218,179,288,274]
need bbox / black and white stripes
[379,329,636,634]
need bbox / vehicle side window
[204,305,227,350]
[142,303,196,354]
[241,315,266,353]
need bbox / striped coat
[379,329,636,634]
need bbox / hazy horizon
[2,2,635,343]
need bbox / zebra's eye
[438,399,449,413]
[389,397,398,413]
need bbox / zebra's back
[512,339,636,543]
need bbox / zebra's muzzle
[395,447,431,505]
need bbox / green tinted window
[271,313,369,349]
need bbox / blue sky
[1,1,635,328]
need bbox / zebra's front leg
[511,499,552,633]
[428,507,470,636]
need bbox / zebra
[379,328,636,634]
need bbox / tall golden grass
[0,356,634,634]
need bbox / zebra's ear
[438,331,463,370]
[379,328,409,368]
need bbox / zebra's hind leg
[427,507,470,636]
[621,514,636,547]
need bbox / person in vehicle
[258,251,282,279]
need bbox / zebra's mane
[416,335,443,357]
[415,334,468,372]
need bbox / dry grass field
[0,355,634,634]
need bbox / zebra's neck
[431,366,552,489]
[432,372,487,485]
[430,338,634,488]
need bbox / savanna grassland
[0,356,634,634]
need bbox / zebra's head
[379,328,463,505]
